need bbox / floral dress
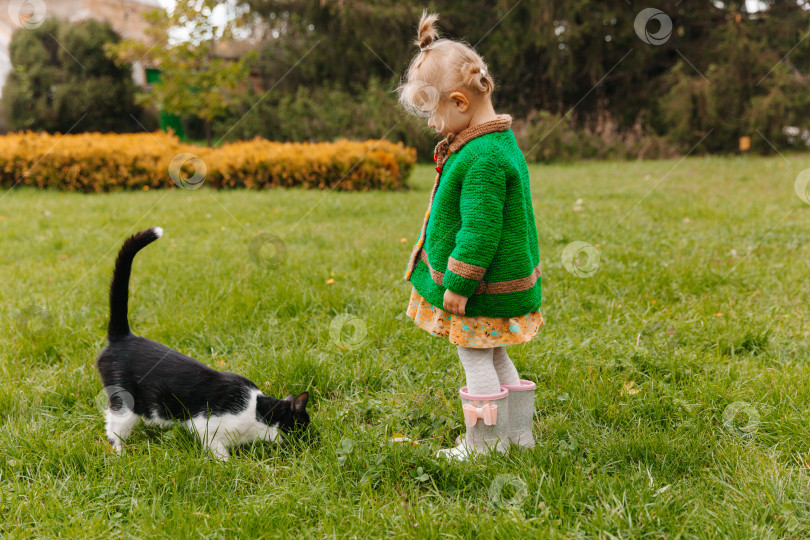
[406,286,544,348]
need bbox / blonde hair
[398,11,495,120]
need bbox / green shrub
[520,111,677,163]
[211,79,438,160]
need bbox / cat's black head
[281,392,310,434]
[257,392,310,436]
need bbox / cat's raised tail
[108,227,163,340]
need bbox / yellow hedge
[0,131,416,192]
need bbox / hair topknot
[398,10,495,121]
[416,11,439,50]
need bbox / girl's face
[427,93,472,136]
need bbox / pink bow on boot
[462,403,498,427]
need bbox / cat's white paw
[209,441,230,461]
[107,438,124,454]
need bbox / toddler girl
[400,12,544,460]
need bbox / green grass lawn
[1,156,810,538]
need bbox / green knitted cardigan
[404,115,542,318]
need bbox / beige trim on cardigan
[404,176,440,280]
[447,256,487,281]
[433,114,513,171]
[419,249,542,295]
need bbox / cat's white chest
[108,389,280,461]
[186,390,280,449]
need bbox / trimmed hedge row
[0,131,416,192]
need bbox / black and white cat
[96,227,309,461]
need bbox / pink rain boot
[437,386,510,460]
[502,380,537,448]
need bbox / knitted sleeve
[442,155,506,297]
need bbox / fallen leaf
[621,380,641,395]
[389,432,414,444]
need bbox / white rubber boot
[437,386,510,460]
[502,380,537,448]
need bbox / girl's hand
[443,289,468,315]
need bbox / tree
[660,7,810,153]
[241,0,810,156]
[2,17,147,133]
[107,0,257,146]
[242,0,688,132]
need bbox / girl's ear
[449,91,470,113]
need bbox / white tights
[456,346,520,395]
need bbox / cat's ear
[283,394,294,402]
[292,392,309,413]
